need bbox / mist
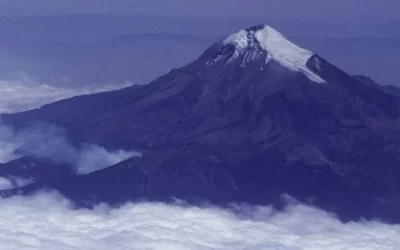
[0,122,142,175]
[0,176,32,190]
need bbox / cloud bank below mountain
[0,192,398,250]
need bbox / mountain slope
[2,24,400,222]
[353,75,400,98]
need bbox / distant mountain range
[0,14,399,86]
[1,34,398,87]
[2,24,400,223]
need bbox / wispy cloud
[0,122,141,176]
[0,192,398,250]
[0,72,132,114]
[0,176,33,190]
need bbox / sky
[0,0,399,22]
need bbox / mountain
[353,75,400,98]
[293,37,400,86]
[0,157,74,184]
[2,24,400,222]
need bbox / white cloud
[0,73,132,114]
[0,177,14,190]
[0,177,33,190]
[0,124,20,162]
[0,122,142,176]
[0,192,398,250]
[76,145,142,174]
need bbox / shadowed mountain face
[353,75,400,98]
[2,24,400,222]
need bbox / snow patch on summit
[224,30,250,50]
[223,29,263,66]
[221,25,325,83]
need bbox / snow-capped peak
[221,24,325,83]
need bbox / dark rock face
[0,157,74,184]
[353,75,400,98]
[2,25,400,222]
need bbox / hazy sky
[1,0,399,22]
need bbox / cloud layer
[0,192,398,250]
[0,74,131,114]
